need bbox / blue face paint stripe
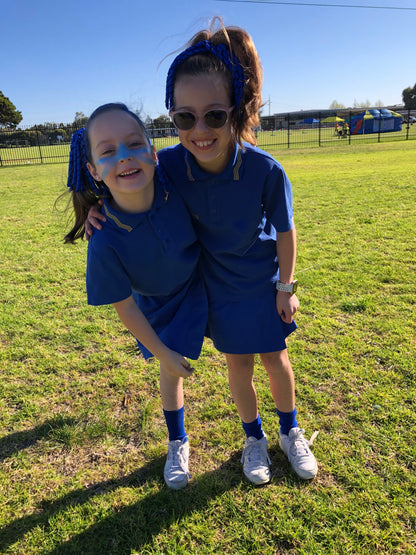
[97,143,154,180]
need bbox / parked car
[403,115,416,124]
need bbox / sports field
[0,141,415,553]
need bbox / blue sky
[2,0,416,127]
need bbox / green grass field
[0,141,415,553]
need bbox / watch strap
[276,280,298,294]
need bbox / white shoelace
[242,440,271,466]
[167,442,189,474]
[290,429,319,455]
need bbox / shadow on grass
[0,446,247,554]
[0,417,306,553]
[0,415,77,462]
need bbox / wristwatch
[276,279,298,294]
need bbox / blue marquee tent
[350,109,402,135]
[299,118,319,124]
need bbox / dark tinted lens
[173,112,195,130]
[204,110,228,128]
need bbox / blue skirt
[206,290,297,354]
[133,269,208,360]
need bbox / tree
[0,91,23,128]
[402,84,416,110]
[73,111,88,126]
[353,98,371,108]
[329,100,345,109]
[150,115,172,129]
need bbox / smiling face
[87,109,157,213]
[173,73,234,174]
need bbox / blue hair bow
[66,128,106,195]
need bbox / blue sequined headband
[66,128,106,195]
[165,40,245,111]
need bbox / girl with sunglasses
[161,20,318,484]
[65,103,208,490]
[87,20,318,484]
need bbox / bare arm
[113,295,194,378]
[85,199,107,240]
[276,223,299,324]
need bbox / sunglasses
[170,106,234,131]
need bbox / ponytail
[165,18,263,146]
[64,128,108,244]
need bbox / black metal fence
[1,109,415,167]
[257,108,416,149]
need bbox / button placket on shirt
[148,210,169,250]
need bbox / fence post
[406,108,410,140]
[318,112,321,147]
[0,129,5,166]
[377,109,381,143]
[35,126,43,164]
[348,111,352,145]
[287,113,290,149]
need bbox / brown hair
[63,103,149,243]
[173,18,263,146]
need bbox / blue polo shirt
[158,142,293,301]
[158,143,296,354]
[86,177,207,359]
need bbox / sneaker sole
[164,475,189,490]
[292,466,318,480]
[243,470,271,485]
[279,441,317,480]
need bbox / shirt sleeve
[262,162,294,233]
[86,237,132,306]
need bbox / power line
[216,0,416,11]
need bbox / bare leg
[260,351,317,480]
[260,350,295,413]
[160,365,184,411]
[225,353,257,422]
[160,367,190,490]
[227,354,272,485]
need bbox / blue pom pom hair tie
[165,40,245,112]
[66,128,106,195]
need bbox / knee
[226,354,254,378]
[160,366,182,386]
[261,350,292,374]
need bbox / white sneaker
[164,438,190,490]
[241,436,271,485]
[279,427,318,480]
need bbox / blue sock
[163,406,187,442]
[276,407,298,435]
[242,414,265,440]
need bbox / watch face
[292,280,298,293]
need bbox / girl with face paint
[65,103,208,490]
